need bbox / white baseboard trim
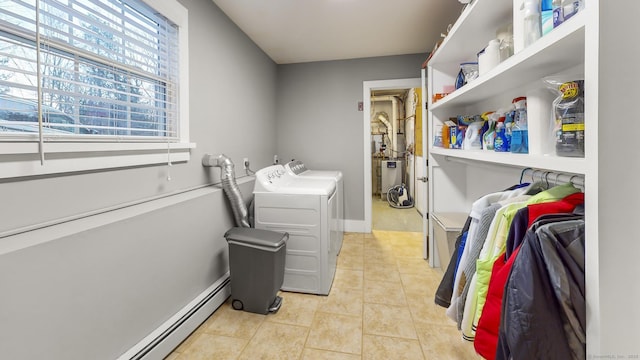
[344,219,368,233]
[118,274,231,360]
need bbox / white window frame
[0,0,193,179]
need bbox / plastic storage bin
[431,212,468,272]
[224,227,288,314]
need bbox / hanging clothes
[446,186,531,326]
[435,182,533,310]
[473,192,584,359]
[456,202,501,330]
[462,183,582,340]
[496,219,586,360]
[434,216,472,308]
[460,195,530,339]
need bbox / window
[0,0,192,178]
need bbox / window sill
[0,141,196,179]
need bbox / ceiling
[210,0,465,64]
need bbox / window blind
[0,0,179,139]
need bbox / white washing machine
[253,164,338,295]
[284,160,344,254]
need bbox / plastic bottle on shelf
[562,0,582,22]
[496,22,514,61]
[479,39,501,76]
[552,0,564,27]
[510,97,529,153]
[463,121,484,150]
[477,49,487,76]
[494,122,509,152]
[504,112,514,148]
[493,114,511,152]
[523,0,542,48]
[541,0,554,35]
[483,112,499,150]
[512,97,528,126]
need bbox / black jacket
[496,216,585,360]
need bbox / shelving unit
[429,11,585,110]
[423,0,640,356]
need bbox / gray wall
[275,55,425,222]
[0,0,277,358]
[0,184,253,359]
[0,0,278,233]
[0,0,430,357]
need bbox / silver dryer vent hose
[209,154,250,228]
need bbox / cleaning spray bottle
[494,115,510,152]
[483,111,498,150]
[510,97,529,153]
[504,110,514,149]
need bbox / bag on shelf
[544,74,585,158]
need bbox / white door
[416,155,428,256]
[362,78,422,234]
[420,68,430,261]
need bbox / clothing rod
[521,168,584,187]
[440,157,585,187]
[443,156,512,170]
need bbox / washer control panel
[253,165,287,193]
[256,164,288,185]
[285,160,307,175]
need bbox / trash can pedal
[268,296,283,313]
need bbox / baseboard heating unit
[117,275,230,360]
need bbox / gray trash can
[224,227,288,314]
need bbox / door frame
[362,78,421,233]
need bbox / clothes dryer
[284,160,344,254]
[253,164,338,295]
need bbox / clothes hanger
[519,167,531,184]
[544,171,551,189]
[525,169,546,195]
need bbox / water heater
[381,160,403,200]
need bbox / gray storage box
[224,227,288,314]
[431,212,468,272]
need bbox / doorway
[362,78,424,235]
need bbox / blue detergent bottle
[510,97,529,153]
[494,122,510,152]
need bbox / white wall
[592,1,640,353]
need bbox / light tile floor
[372,196,423,232]
[166,231,481,360]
